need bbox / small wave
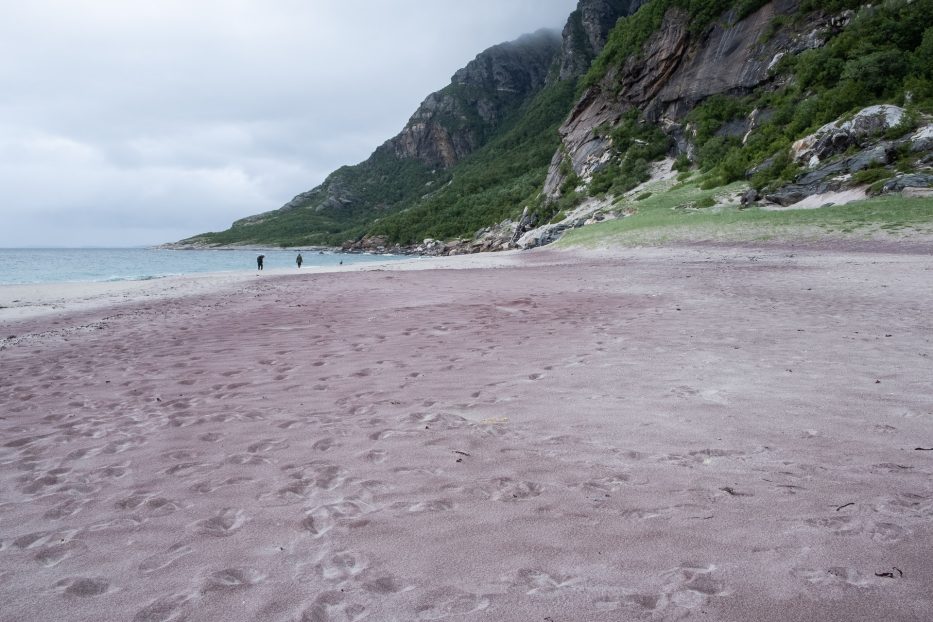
[102,274,166,283]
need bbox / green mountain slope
[370,80,577,244]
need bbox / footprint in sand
[363,575,411,595]
[190,476,252,495]
[581,473,632,494]
[362,449,387,464]
[313,437,336,452]
[133,593,194,622]
[791,566,870,588]
[116,492,181,517]
[138,544,194,575]
[491,478,543,502]
[405,412,469,430]
[868,521,910,543]
[92,462,132,480]
[509,569,582,595]
[302,499,371,538]
[200,567,266,593]
[34,541,89,568]
[415,588,490,620]
[315,550,369,582]
[391,499,454,513]
[13,531,53,549]
[299,591,367,622]
[196,508,247,537]
[247,438,289,453]
[873,493,933,518]
[804,515,863,536]
[617,563,729,615]
[226,453,271,466]
[43,498,90,520]
[54,577,110,597]
[661,563,729,603]
[19,473,63,494]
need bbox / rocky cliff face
[556,0,648,81]
[545,0,830,196]
[386,29,561,170]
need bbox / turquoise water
[0,248,406,285]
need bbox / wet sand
[1,244,932,621]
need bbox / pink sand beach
[1,244,932,621]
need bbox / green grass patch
[558,181,933,247]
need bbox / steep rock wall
[556,0,649,81]
[544,0,829,196]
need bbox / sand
[1,243,932,621]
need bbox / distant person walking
[296,253,303,269]
[257,254,264,270]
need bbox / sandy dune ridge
[1,244,932,621]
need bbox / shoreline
[0,249,530,324]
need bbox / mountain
[179,29,566,248]
[176,0,933,251]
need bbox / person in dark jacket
[257,255,264,270]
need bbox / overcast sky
[0,0,577,247]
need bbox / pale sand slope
[1,243,932,622]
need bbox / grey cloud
[0,0,577,247]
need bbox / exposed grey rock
[791,105,906,166]
[881,174,933,194]
[907,125,933,152]
[794,160,847,187]
[766,143,902,206]
[517,223,573,249]
[740,188,759,206]
[845,145,891,172]
[763,187,801,206]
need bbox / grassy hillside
[189,149,437,247]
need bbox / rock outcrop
[790,105,907,168]
[556,0,648,81]
[765,106,933,206]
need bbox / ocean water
[0,248,407,285]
